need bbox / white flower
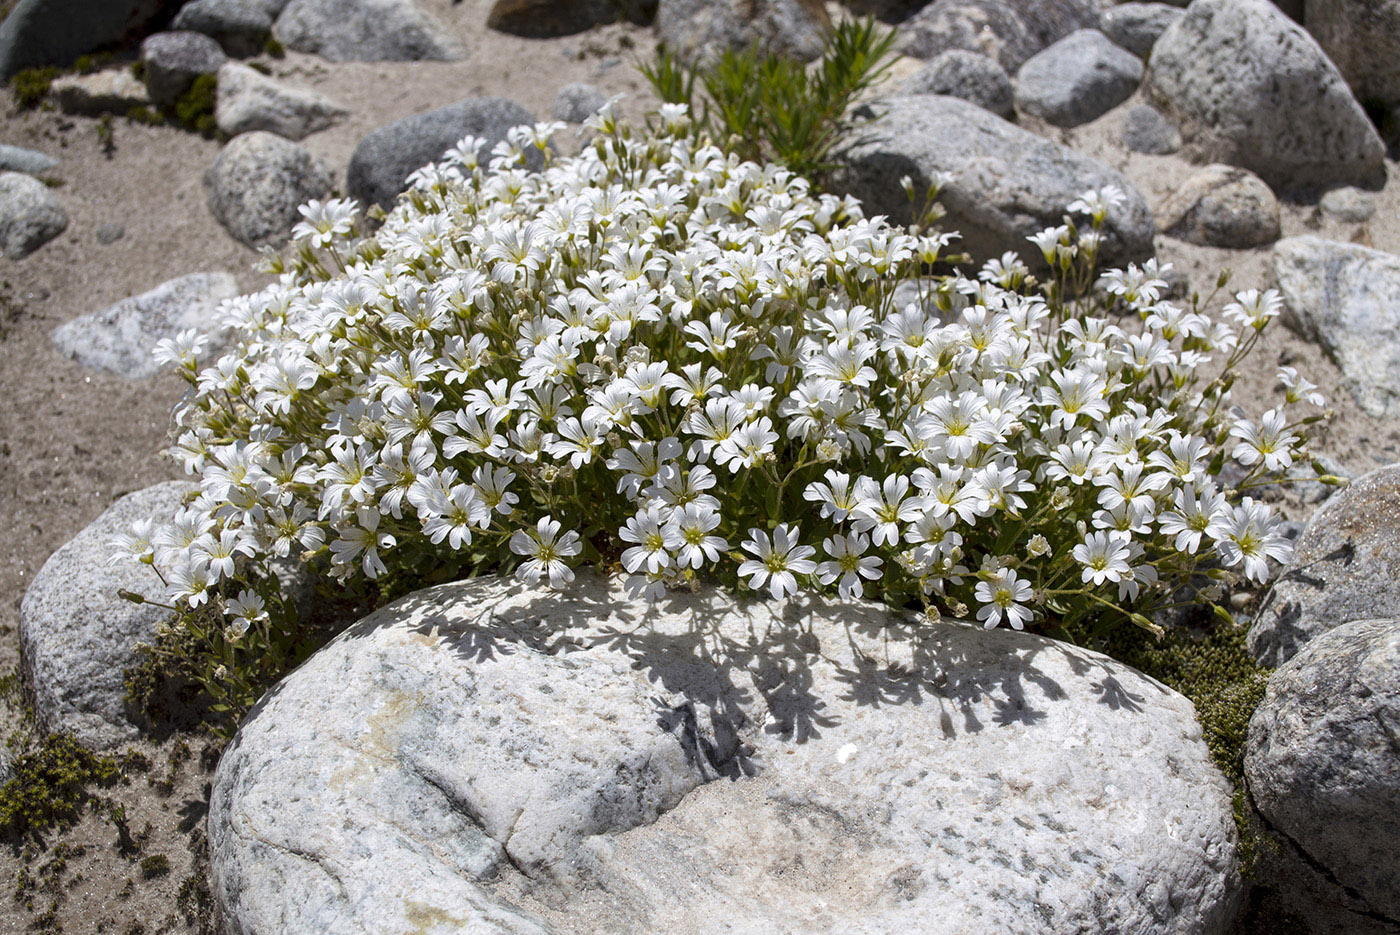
[817,532,883,599]
[619,507,680,574]
[1230,409,1298,473]
[1073,531,1132,586]
[1208,497,1292,583]
[974,565,1033,630]
[671,504,727,569]
[739,524,817,600]
[510,515,583,588]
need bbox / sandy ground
[0,1,1396,930]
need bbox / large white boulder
[210,574,1242,935]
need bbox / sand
[0,1,1396,930]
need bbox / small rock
[1014,29,1143,127]
[20,482,195,749]
[204,131,332,248]
[1246,619,1400,932]
[1318,186,1376,224]
[900,49,1014,120]
[1273,237,1400,418]
[898,0,1101,72]
[487,0,654,37]
[0,171,67,260]
[172,0,286,58]
[272,0,467,62]
[1119,105,1181,154]
[1249,464,1400,666]
[95,222,125,244]
[1146,0,1385,193]
[655,0,830,65]
[210,575,1242,935]
[215,62,348,141]
[50,69,150,116]
[0,143,58,176]
[552,82,606,124]
[0,0,173,79]
[1306,0,1400,116]
[1156,164,1280,248]
[0,749,12,786]
[50,273,238,378]
[140,30,228,111]
[347,97,535,210]
[833,95,1154,271]
[1098,2,1182,57]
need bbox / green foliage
[173,73,218,136]
[10,66,59,109]
[125,105,166,126]
[640,16,896,188]
[124,573,368,737]
[0,733,121,840]
[264,37,286,58]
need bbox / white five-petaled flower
[817,532,883,599]
[739,524,818,600]
[510,515,583,588]
[974,564,1034,630]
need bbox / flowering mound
[120,103,1322,654]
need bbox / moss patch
[0,733,122,840]
[9,66,59,110]
[172,73,218,136]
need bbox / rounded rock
[898,0,1101,72]
[1120,104,1181,154]
[0,170,67,259]
[1098,2,1183,57]
[139,30,227,110]
[1249,464,1400,665]
[20,482,195,750]
[551,82,607,124]
[655,0,830,66]
[1318,186,1376,224]
[1015,29,1143,127]
[900,49,1014,120]
[1246,619,1400,932]
[272,0,466,62]
[210,574,1242,935]
[346,97,535,210]
[214,62,348,141]
[204,130,332,248]
[171,0,284,58]
[1146,0,1386,193]
[1156,164,1280,248]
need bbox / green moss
[10,66,59,110]
[139,854,170,879]
[0,733,121,840]
[172,73,218,136]
[264,37,286,58]
[125,105,165,126]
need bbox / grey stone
[173,0,288,57]
[1249,464,1400,667]
[1156,164,1279,248]
[210,574,1241,935]
[1305,0,1400,114]
[1098,2,1182,57]
[1145,0,1386,193]
[50,69,151,116]
[899,49,1014,120]
[0,749,11,786]
[215,62,348,141]
[1246,619,1400,932]
[0,0,172,80]
[95,222,125,244]
[551,82,607,124]
[832,95,1154,271]
[841,0,925,20]
[655,0,831,66]
[20,482,195,750]
[0,171,67,260]
[347,97,535,210]
[1319,186,1376,224]
[1014,29,1142,127]
[1120,104,1181,154]
[272,0,467,62]
[487,0,654,37]
[50,273,238,379]
[1272,237,1400,418]
[205,131,333,249]
[0,143,58,176]
[140,31,227,111]
[898,0,1100,72]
